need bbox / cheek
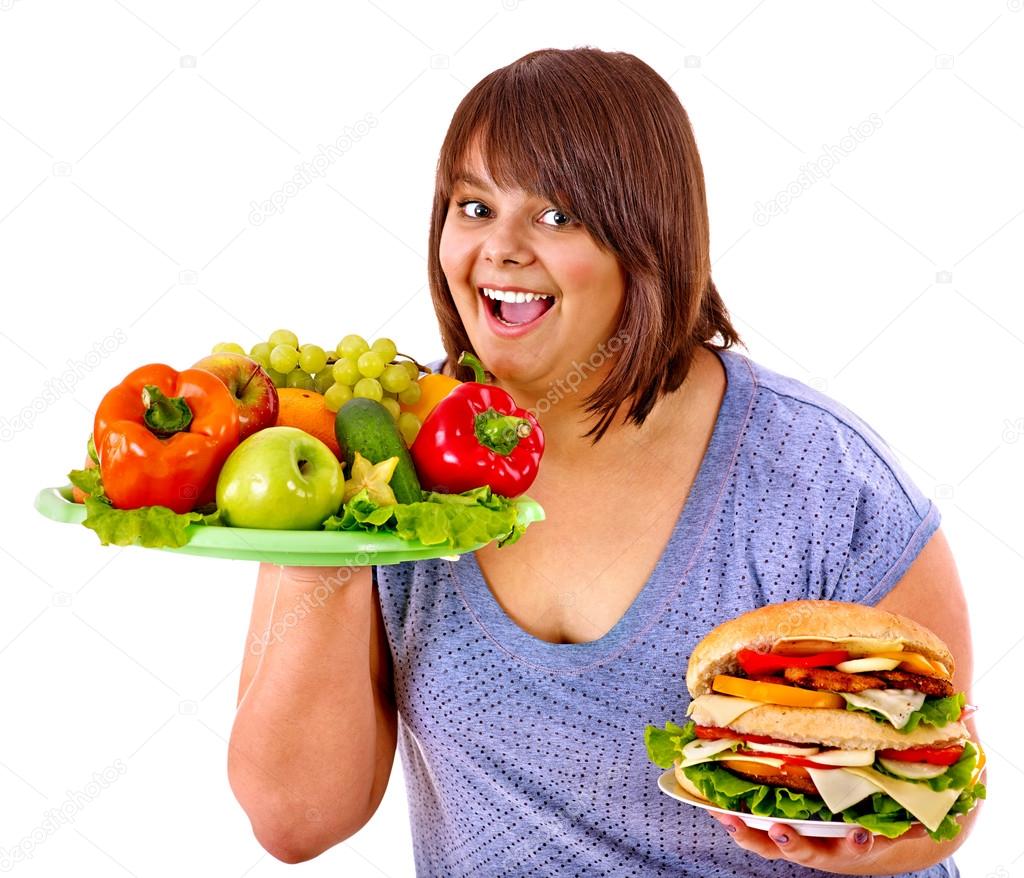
[439,220,475,282]
[557,246,625,311]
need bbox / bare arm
[228,562,397,863]
[867,526,982,872]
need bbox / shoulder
[426,355,449,377]
[728,350,932,522]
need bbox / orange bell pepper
[399,368,461,422]
[93,364,240,513]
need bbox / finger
[854,820,929,857]
[765,821,836,865]
[902,823,930,840]
[711,815,784,859]
[843,825,875,857]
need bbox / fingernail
[725,822,737,834]
[854,829,869,845]
[771,833,789,845]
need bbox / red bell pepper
[93,363,240,513]
[409,352,544,497]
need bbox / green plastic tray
[34,485,545,566]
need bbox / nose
[481,215,534,266]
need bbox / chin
[468,338,532,378]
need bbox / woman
[228,48,979,876]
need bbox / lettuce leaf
[845,692,965,733]
[683,762,835,821]
[839,794,915,838]
[644,721,697,769]
[80,496,211,548]
[323,485,526,550]
[70,468,217,548]
[840,781,986,841]
[69,465,104,500]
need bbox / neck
[491,345,716,473]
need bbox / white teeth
[481,287,553,303]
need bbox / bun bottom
[673,764,711,802]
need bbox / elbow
[227,735,380,862]
[229,767,371,864]
[251,812,370,864]
[257,833,315,865]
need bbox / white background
[1,2,1021,876]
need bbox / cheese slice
[807,748,876,767]
[843,766,963,832]
[806,767,880,813]
[774,636,904,656]
[718,756,785,769]
[686,694,763,727]
[840,689,926,729]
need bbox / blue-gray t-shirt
[374,347,953,877]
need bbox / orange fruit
[72,454,97,503]
[275,388,342,458]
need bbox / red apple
[192,353,279,439]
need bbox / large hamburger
[645,600,985,840]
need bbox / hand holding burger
[646,600,985,864]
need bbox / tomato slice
[693,726,788,745]
[736,649,851,675]
[876,744,965,765]
[720,759,814,783]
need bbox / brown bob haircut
[428,46,743,443]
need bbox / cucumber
[334,397,422,504]
[876,757,948,780]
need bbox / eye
[455,199,491,219]
[540,207,575,228]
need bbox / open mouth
[478,287,556,327]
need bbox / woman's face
[439,145,626,401]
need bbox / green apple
[216,426,344,529]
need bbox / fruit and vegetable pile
[66,329,544,553]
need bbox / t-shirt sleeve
[823,424,942,607]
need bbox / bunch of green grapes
[211,330,423,445]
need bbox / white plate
[657,769,902,838]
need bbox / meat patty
[721,759,819,795]
[876,669,955,698]
[743,673,789,685]
[783,666,886,693]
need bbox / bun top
[686,600,955,696]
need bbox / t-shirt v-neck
[447,347,757,674]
